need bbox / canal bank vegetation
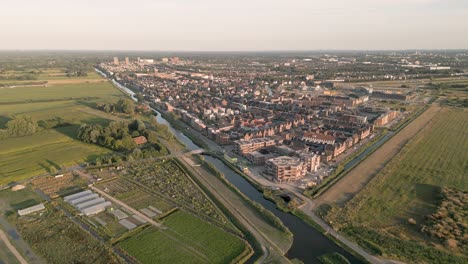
[159,111,208,149]
[195,155,293,256]
[318,252,351,264]
[325,108,468,264]
[199,157,292,236]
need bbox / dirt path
[316,104,442,206]
[0,229,28,264]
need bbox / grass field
[0,125,110,186]
[327,108,468,263]
[0,81,121,103]
[0,69,102,83]
[119,211,248,264]
[0,187,44,213]
[0,72,127,186]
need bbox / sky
[1,0,467,51]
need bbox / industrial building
[64,190,111,216]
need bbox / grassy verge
[318,252,351,264]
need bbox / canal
[98,70,363,263]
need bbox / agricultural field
[0,81,122,104]
[0,126,110,185]
[123,159,230,226]
[0,71,129,186]
[326,108,468,263]
[9,203,121,264]
[97,178,175,213]
[31,173,87,198]
[119,211,249,264]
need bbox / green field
[0,81,121,103]
[0,126,110,185]
[119,211,248,264]
[0,73,127,186]
[327,108,468,263]
[0,68,102,83]
[0,187,44,213]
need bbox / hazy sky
[1,0,467,51]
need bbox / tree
[116,98,135,114]
[3,116,38,137]
[49,166,57,174]
[130,119,146,132]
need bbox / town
[97,52,447,188]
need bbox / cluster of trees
[97,98,135,114]
[38,117,71,129]
[64,59,93,77]
[0,116,38,140]
[77,119,158,151]
[93,145,166,166]
[420,187,467,252]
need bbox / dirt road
[316,104,441,206]
[0,229,28,264]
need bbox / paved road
[0,229,28,264]
[239,161,404,264]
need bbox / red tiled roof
[133,136,148,145]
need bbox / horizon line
[1,48,467,53]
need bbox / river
[98,69,362,263]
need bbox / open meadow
[0,71,126,186]
[119,211,248,264]
[0,126,110,185]
[326,107,468,263]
